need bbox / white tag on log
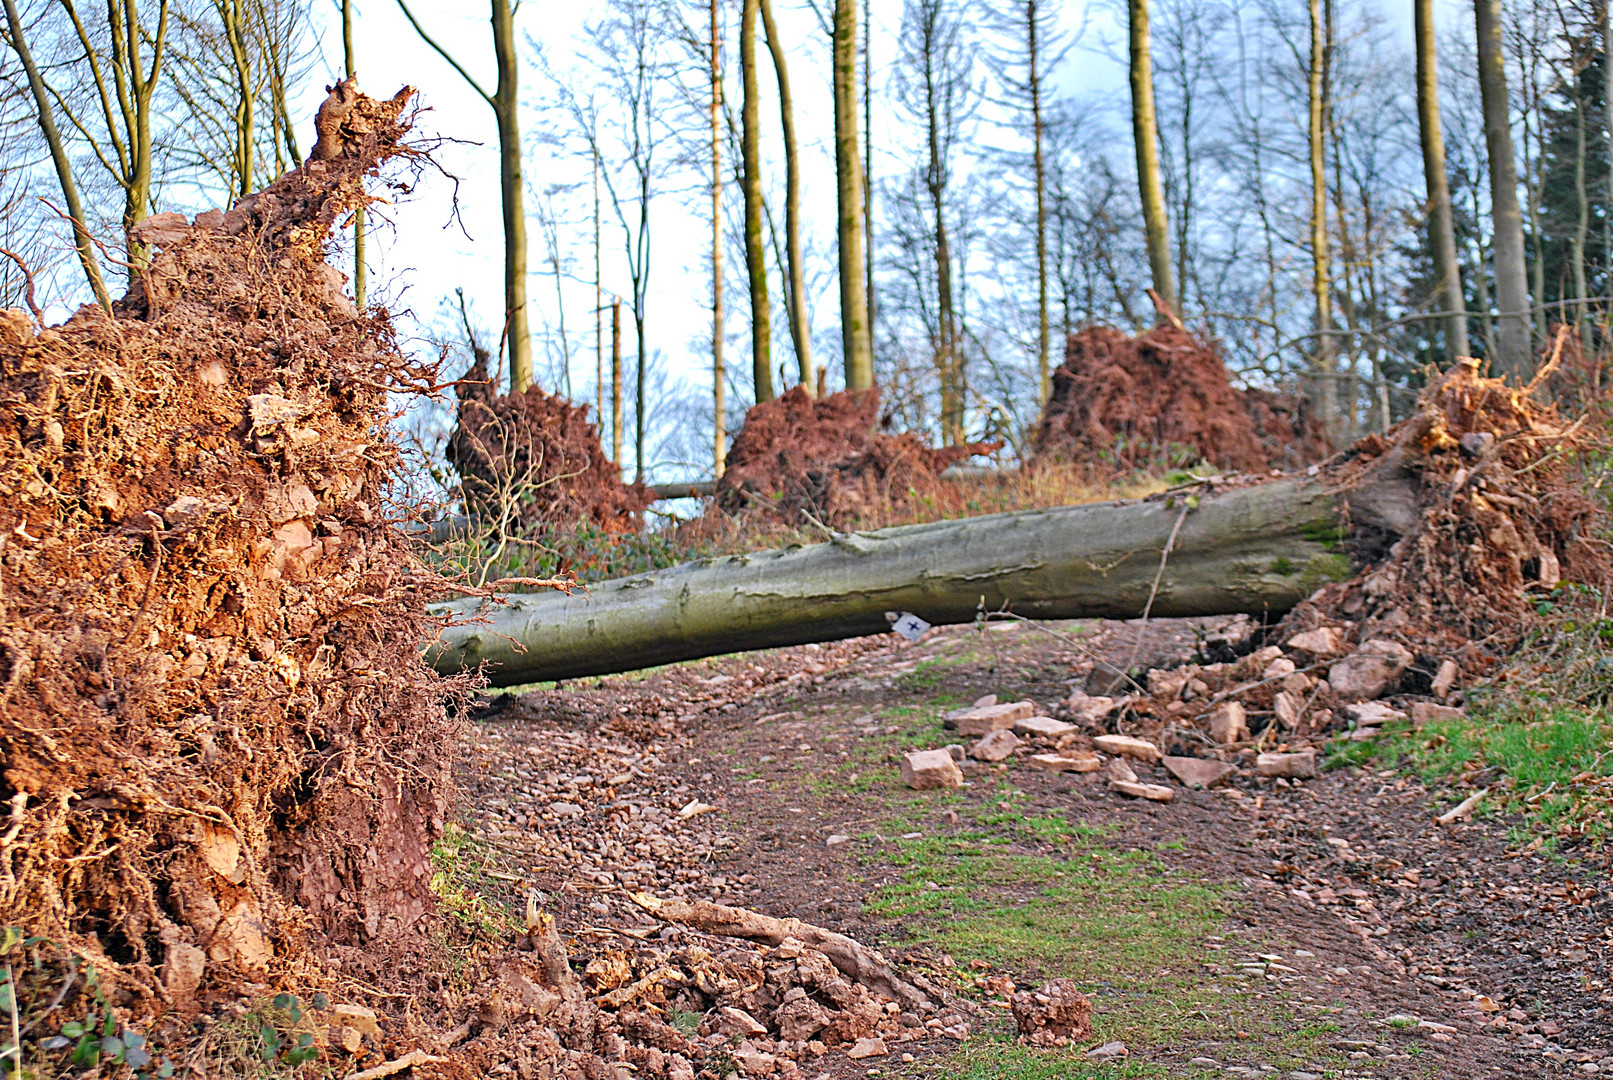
[890,612,931,642]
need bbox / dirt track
[455,619,1608,1078]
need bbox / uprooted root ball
[0,79,466,1010]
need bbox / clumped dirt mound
[716,386,997,528]
[0,80,462,1007]
[1033,324,1330,474]
[448,352,651,532]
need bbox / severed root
[630,892,930,1012]
[345,1050,447,1080]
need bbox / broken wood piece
[629,893,931,1012]
[345,1050,448,1080]
[1435,787,1487,825]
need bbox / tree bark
[1128,0,1174,316]
[1474,0,1532,381]
[1307,0,1336,437]
[834,0,875,390]
[1414,0,1468,362]
[740,0,772,403]
[760,0,813,396]
[1029,0,1050,403]
[862,0,876,371]
[711,0,727,477]
[612,298,623,467]
[426,476,1408,686]
[491,0,531,392]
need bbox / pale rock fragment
[1341,701,1406,727]
[1255,751,1317,779]
[1263,657,1297,680]
[1161,756,1235,789]
[1110,779,1175,802]
[1272,690,1302,730]
[954,701,1036,735]
[1091,734,1161,764]
[1411,702,1465,728]
[900,749,964,789]
[1431,659,1460,701]
[1014,715,1076,739]
[846,1037,887,1060]
[1328,639,1414,700]
[1286,626,1347,657]
[969,730,1019,762]
[1026,752,1102,773]
[1208,701,1248,745]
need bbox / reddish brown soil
[443,617,1606,1077]
[714,386,998,529]
[1034,325,1331,474]
[448,353,651,532]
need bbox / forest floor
[442,620,1611,1080]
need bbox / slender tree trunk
[1307,0,1336,435]
[740,0,772,403]
[218,0,253,197]
[595,144,605,453]
[1605,0,1613,299]
[1128,0,1174,315]
[863,0,875,368]
[612,298,623,467]
[490,0,531,391]
[834,0,874,390]
[1029,0,1049,402]
[1572,68,1591,354]
[3,0,112,309]
[343,0,365,306]
[1474,0,1532,381]
[711,0,727,477]
[923,27,959,446]
[760,0,812,396]
[1414,0,1468,361]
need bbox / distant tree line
[2,0,1610,481]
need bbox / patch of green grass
[430,822,518,937]
[914,1037,1164,1079]
[1324,701,1613,847]
[864,829,1223,979]
[897,659,951,692]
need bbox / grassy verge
[1325,603,1613,852]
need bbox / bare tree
[760,0,813,395]
[834,0,874,390]
[1414,0,1468,361]
[398,0,532,391]
[710,0,725,476]
[1474,0,1532,379]
[1128,0,1174,315]
[739,0,771,402]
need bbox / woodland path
[450,617,1610,1079]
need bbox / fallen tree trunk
[428,472,1419,686]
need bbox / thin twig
[0,247,44,322]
